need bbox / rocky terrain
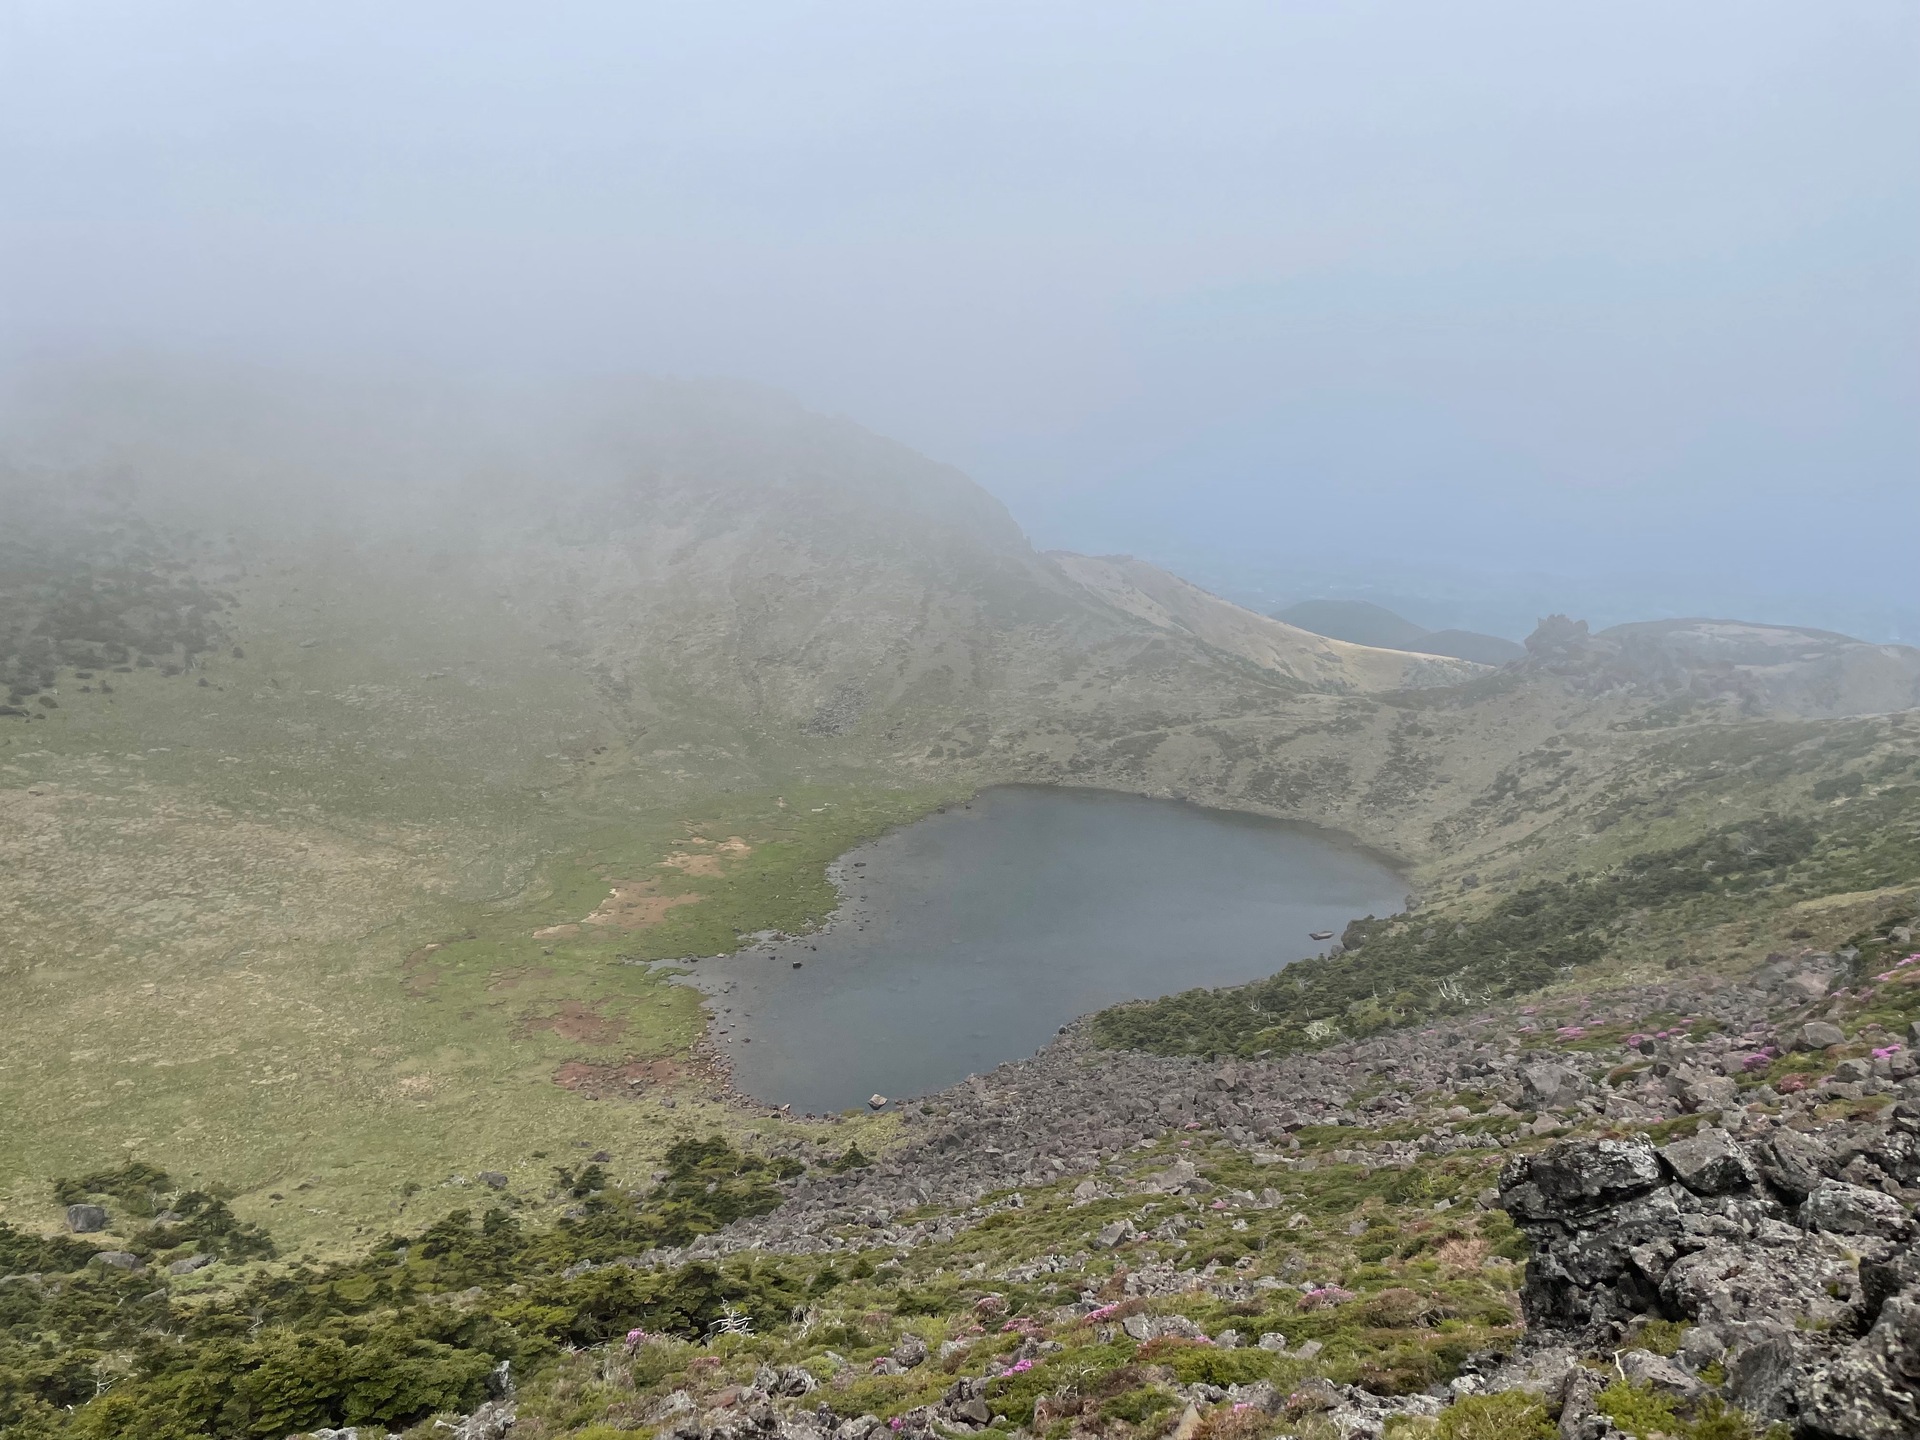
[178,907,1916,1440]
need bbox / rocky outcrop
[1499,1119,1920,1438]
[1519,615,1920,718]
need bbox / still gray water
[681,786,1405,1113]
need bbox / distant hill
[1049,554,1483,693]
[1521,613,1920,717]
[1272,598,1428,649]
[1273,599,1525,666]
[1411,628,1526,666]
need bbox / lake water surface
[680,786,1404,1113]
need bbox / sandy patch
[582,883,699,929]
[660,836,752,877]
[516,1000,628,1044]
[529,871,708,941]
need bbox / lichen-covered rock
[1501,1137,1664,1222]
[1659,1128,1758,1195]
[1802,1179,1915,1241]
[1750,1126,1840,1202]
[1725,1333,1801,1423]
[1502,1130,1920,1440]
[1617,1347,1702,1399]
[1520,1063,1588,1111]
[1797,1289,1920,1440]
[1795,1021,1847,1052]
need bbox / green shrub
[1635,1319,1689,1357]
[1091,816,1819,1057]
[1434,1390,1555,1440]
[1101,1386,1179,1425]
[1596,1379,1679,1439]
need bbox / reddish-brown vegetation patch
[516,1000,629,1044]
[552,1056,681,1098]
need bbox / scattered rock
[65,1204,107,1233]
[1519,1063,1588,1111]
[1659,1128,1758,1194]
[1795,1021,1847,1051]
[1802,1178,1915,1240]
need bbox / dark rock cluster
[1499,1119,1920,1439]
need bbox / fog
[4,2,1915,639]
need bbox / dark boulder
[1501,1137,1664,1223]
[65,1204,107,1233]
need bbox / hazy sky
[4,3,1916,637]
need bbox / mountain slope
[1,366,1916,1261]
[1047,552,1483,693]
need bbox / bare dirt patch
[582,882,700,929]
[527,874,705,941]
[516,1000,628,1044]
[660,835,752,877]
[551,1056,681,1098]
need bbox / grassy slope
[1092,708,1920,1056]
[0,555,964,1256]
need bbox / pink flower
[1086,1303,1121,1323]
[1741,1053,1772,1071]
[1873,1045,1902,1060]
